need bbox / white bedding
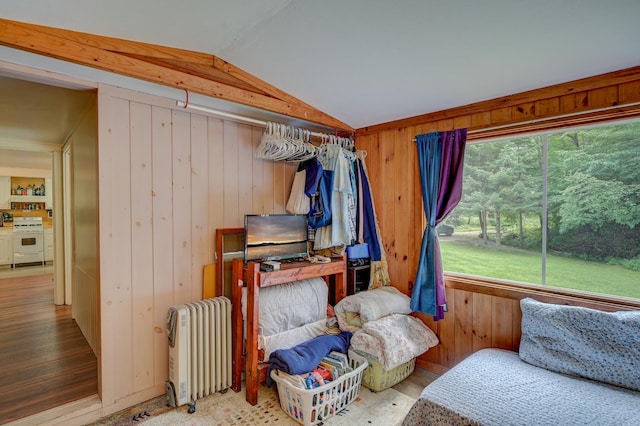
[258,318,327,360]
[241,277,329,361]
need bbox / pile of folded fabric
[334,286,439,391]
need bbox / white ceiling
[1,0,640,132]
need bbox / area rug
[88,383,416,426]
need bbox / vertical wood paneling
[251,127,266,212]
[151,105,174,389]
[98,85,299,413]
[453,290,474,364]
[272,162,287,213]
[619,81,640,103]
[416,313,439,365]
[208,118,225,232]
[490,108,512,124]
[190,114,209,301]
[69,102,99,356]
[491,297,513,349]
[237,124,254,215]
[512,298,522,352]
[588,86,618,107]
[171,110,193,305]
[99,93,133,404]
[394,128,411,291]
[439,286,456,367]
[379,131,396,282]
[262,157,276,213]
[471,293,492,352]
[511,102,535,121]
[535,97,560,117]
[223,121,240,226]
[129,102,154,392]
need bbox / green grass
[440,240,640,300]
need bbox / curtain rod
[175,100,346,140]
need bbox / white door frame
[62,144,73,306]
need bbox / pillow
[334,286,411,332]
[519,297,640,391]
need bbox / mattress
[402,348,640,426]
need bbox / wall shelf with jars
[3,177,53,210]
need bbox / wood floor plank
[0,273,98,424]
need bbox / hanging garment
[306,158,333,229]
[357,155,391,289]
[286,163,310,215]
[314,144,356,251]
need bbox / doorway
[0,65,100,422]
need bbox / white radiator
[166,297,232,412]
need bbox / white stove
[13,217,44,232]
[12,217,45,266]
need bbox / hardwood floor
[0,272,98,424]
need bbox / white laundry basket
[270,350,367,426]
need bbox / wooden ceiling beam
[117,54,264,94]
[0,18,353,131]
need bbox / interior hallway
[0,266,98,424]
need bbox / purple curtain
[411,129,467,320]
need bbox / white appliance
[166,297,232,413]
[12,217,45,266]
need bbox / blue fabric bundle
[266,331,352,386]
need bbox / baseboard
[5,394,102,426]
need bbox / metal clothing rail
[175,100,343,140]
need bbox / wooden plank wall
[355,66,640,373]
[69,101,99,357]
[97,84,295,413]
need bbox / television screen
[244,214,309,262]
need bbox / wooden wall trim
[356,65,640,136]
[445,274,640,311]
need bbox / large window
[441,120,640,300]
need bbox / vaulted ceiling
[1,0,640,159]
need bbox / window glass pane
[442,120,640,300]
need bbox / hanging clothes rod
[175,100,344,140]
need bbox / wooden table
[231,256,346,405]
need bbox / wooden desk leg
[231,259,243,393]
[335,270,346,303]
[245,263,260,406]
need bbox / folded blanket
[334,286,411,332]
[267,331,352,386]
[351,314,438,370]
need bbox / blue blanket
[267,331,352,386]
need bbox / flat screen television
[244,214,309,262]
